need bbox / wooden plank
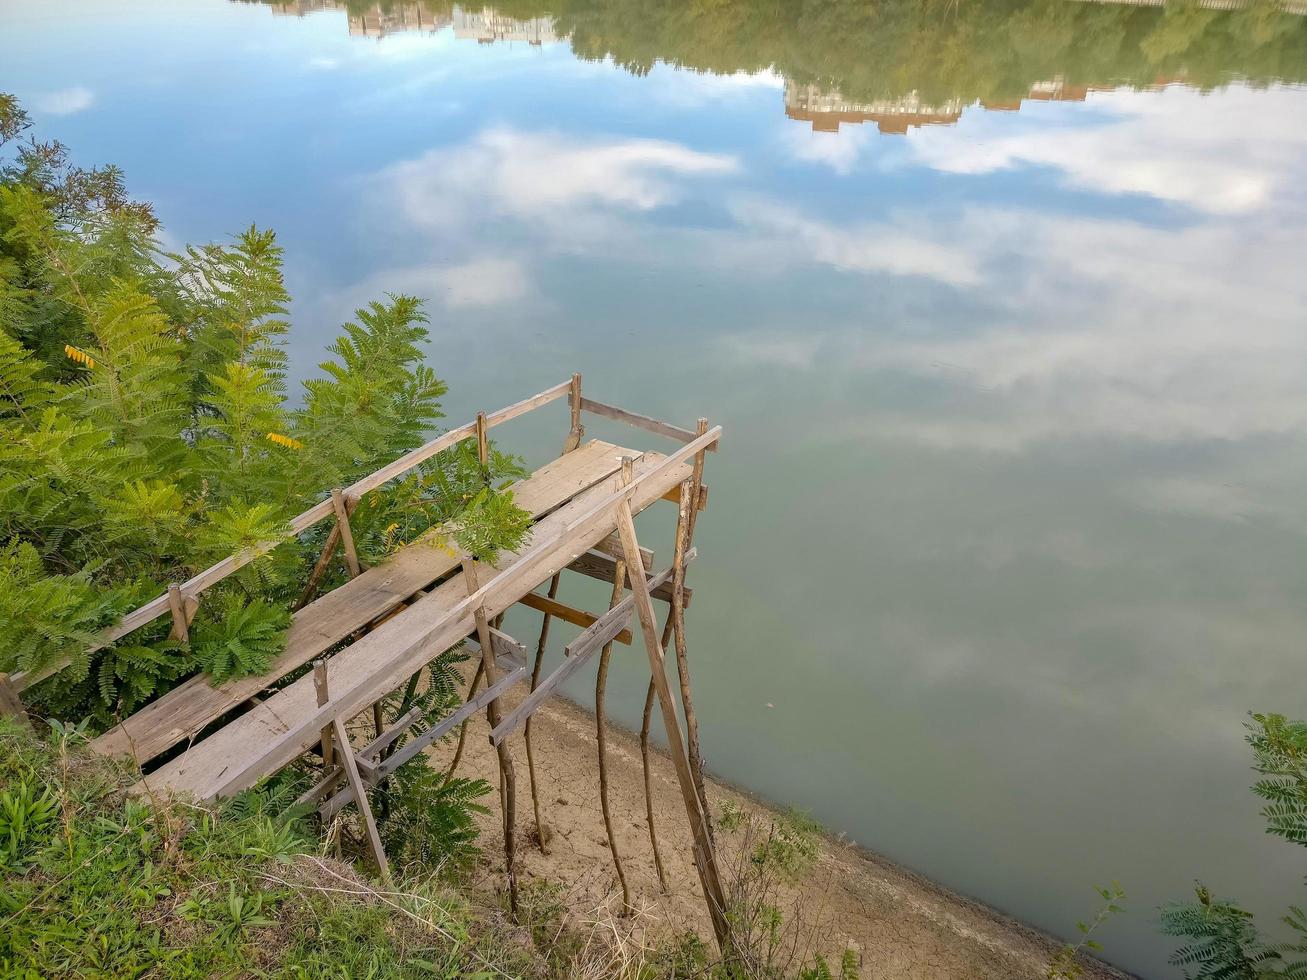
[516,593,633,645]
[574,395,717,452]
[568,550,689,606]
[137,442,706,802]
[15,380,575,693]
[91,441,628,764]
[661,482,708,511]
[332,717,390,878]
[319,664,526,821]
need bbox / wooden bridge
[0,375,731,949]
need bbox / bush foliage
[0,94,528,725]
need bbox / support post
[166,584,194,644]
[313,660,334,773]
[614,459,730,951]
[596,458,633,911]
[563,372,584,453]
[525,572,560,854]
[332,716,390,880]
[0,673,33,731]
[330,489,361,578]
[461,556,520,915]
[476,411,489,470]
[294,492,358,611]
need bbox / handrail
[12,378,574,692]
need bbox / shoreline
[423,680,1137,980]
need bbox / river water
[6,1,1307,975]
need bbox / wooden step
[91,440,628,766]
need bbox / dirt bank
[424,682,1132,980]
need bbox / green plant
[0,776,57,871]
[1160,713,1307,979]
[1047,883,1126,979]
[0,95,529,724]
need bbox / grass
[0,717,860,979]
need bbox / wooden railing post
[476,411,489,471]
[330,489,361,578]
[166,585,194,644]
[614,458,731,952]
[563,372,584,453]
[0,673,33,731]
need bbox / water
[6,1,1307,974]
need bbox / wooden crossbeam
[317,664,527,821]
[568,550,690,606]
[516,593,633,645]
[574,394,717,452]
[661,482,708,511]
[488,556,693,748]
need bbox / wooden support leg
[671,475,712,843]
[595,509,632,913]
[525,572,560,855]
[294,491,359,611]
[313,660,342,858]
[563,372,584,453]
[330,489,362,578]
[641,628,672,892]
[461,557,520,916]
[614,461,730,952]
[332,716,390,881]
[442,659,484,785]
[0,672,34,731]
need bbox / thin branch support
[614,459,730,952]
[462,556,519,916]
[525,572,560,854]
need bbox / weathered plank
[574,394,717,452]
[137,440,709,802]
[91,440,628,765]
[516,593,633,645]
[568,550,689,606]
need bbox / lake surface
[6,0,1307,974]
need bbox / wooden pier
[1,375,731,950]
